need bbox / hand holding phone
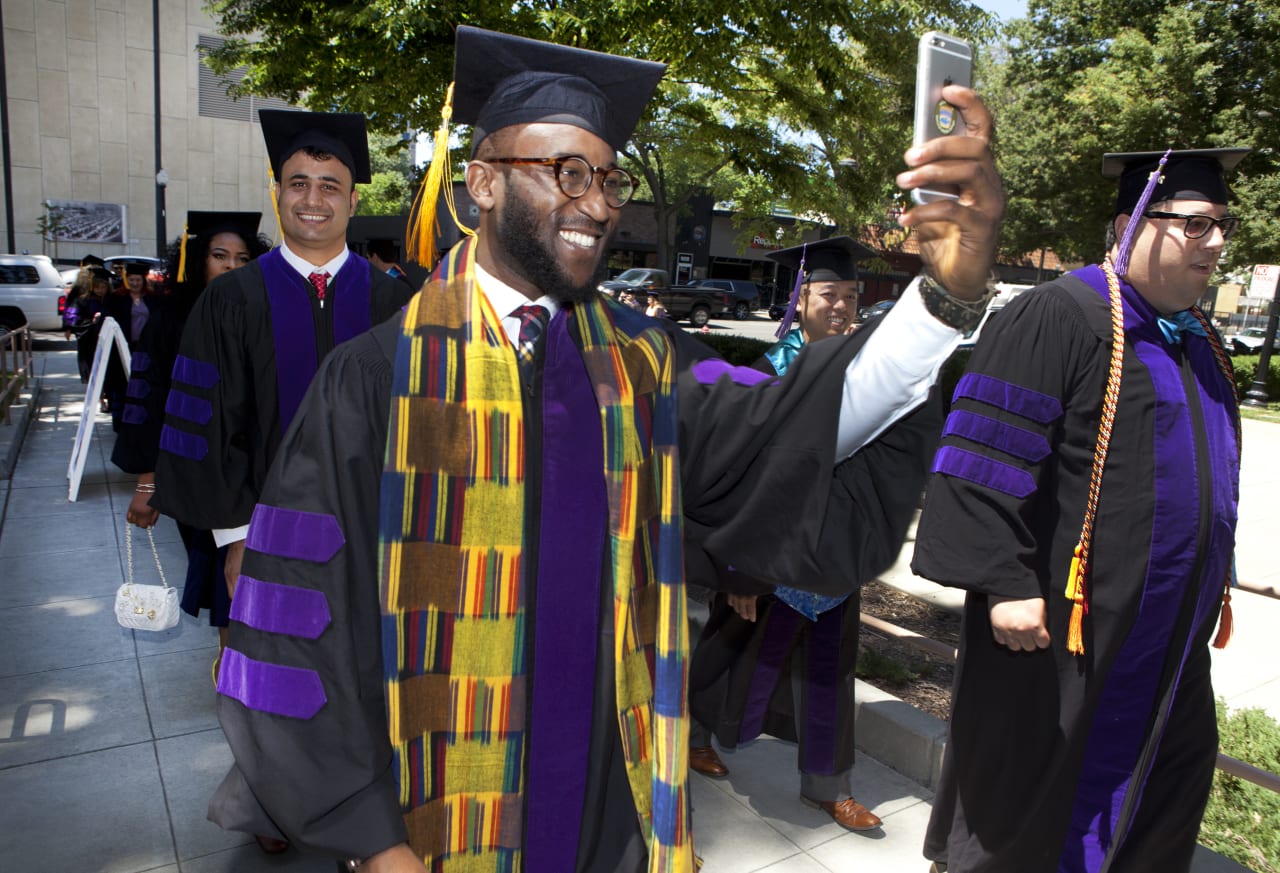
[911,32,974,204]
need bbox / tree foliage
[204,0,992,266]
[990,0,1280,270]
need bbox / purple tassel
[1113,148,1172,277]
[774,244,808,340]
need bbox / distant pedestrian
[644,290,668,318]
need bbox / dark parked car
[858,299,895,322]
[692,278,761,320]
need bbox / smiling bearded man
[204,25,1009,873]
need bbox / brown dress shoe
[800,794,883,831]
[929,863,948,873]
[688,745,729,778]
[253,834,290,854]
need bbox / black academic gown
[689,335,940,779]
[208,299,944,869]
[912,268,1239,873]
[152,251,415,532]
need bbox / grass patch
[856,646,935,684]
[1199,700,1280,872]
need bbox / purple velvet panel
[801,599,845,775]
[130,351,151,373]
[932,445,1035,499]
[230,575,332,639]
[525,312,606,873]
[953,373,1063,424]
[330,253,374,347]
[159,425,208,461]
[740,603,804,743]
[121,403,147,425]
[171,354,219,389]
[259,249,320,436]
[943,409,1050,462]
[126,378,150,399]
[245,503,346,563]
[216,647,327,719]
[164,389,213,426]
[692,358,774,386]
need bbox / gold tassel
[268,157,283,244]
[406,82,473,268]
[176,225,190,283]
[1212,584,1233,649]
[1065,543,1087,655]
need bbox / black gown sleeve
[911,284,1105,600]
[209,317,406,861]
[110,297,183,474]
[668,318,943,596]
[152,273,260,530]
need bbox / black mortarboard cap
[1104,148,1249,216]
[452,26,667,153]
[259,110,372,184]
[80,254,104,267]
[118,258,152,275]
[366,238,400,261]
[88,266,112,281]
[767,236,875,283]
[185,211,262,243]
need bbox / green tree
[358,131,416,215]
[205,1,991,266]
[990,0,1280,270]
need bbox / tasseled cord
[176,224,190,283]
[1212,557,1238,649]
[406,82,475,268]
[774,244,807,340]
[268,157,283,244]
[1113,148,1172,278]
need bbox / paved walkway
[0,346,1265,872]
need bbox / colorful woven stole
[378,238,692,872]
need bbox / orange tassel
[1065,543,1087,655]
[1212,586,1233,649]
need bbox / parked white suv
[0,254,67,331]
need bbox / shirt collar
[474,262,559,345]
[278,240,350,280]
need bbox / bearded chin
[497,188,610,306]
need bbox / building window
[197,35,292,122]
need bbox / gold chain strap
[124,523,169,590]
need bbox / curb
[0,374,40,479]
[853,677,947,791]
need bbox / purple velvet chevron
[165,389,213,425]
[953,373,1063,424]
[216,647,326,719]
[121,404,147,425]
[692,358,773,386]
[159,425,208,460]
[230,575,331,639]
[130,351,151,373]
[942,409,1050,462]
[171,355,219,389]
[125,378,150,399]
[246,504,346,563]
[933,445,1036,499]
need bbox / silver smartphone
[911,32,973,204]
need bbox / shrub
[1230,354,1280,401]
[691,333,771,367]
[1199,700,1280,872]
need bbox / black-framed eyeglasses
[1143,210,1241,241]
[486,156,637,208]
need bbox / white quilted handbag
[114,524,179,631]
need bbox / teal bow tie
[1156,310,1208,345]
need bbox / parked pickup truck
[598,268,730,327]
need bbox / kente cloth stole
[378,238,693,872]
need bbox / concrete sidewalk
[0,347,1265,872]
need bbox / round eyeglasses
[486,156,637,208]
[1143,210,1241,241]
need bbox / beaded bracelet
[919,272,998,332]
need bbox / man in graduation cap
[152,111,416,634]
[686,236,924,832]
[208,26,1003,873]
[913,148,1247,873]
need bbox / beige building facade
[2,0,284,263]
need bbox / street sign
[1252,264,1279,301]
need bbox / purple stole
[524,311,608,870]
[1061,265,1239,872]
[258,248,373,433]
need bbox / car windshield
[615,269,647,283]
